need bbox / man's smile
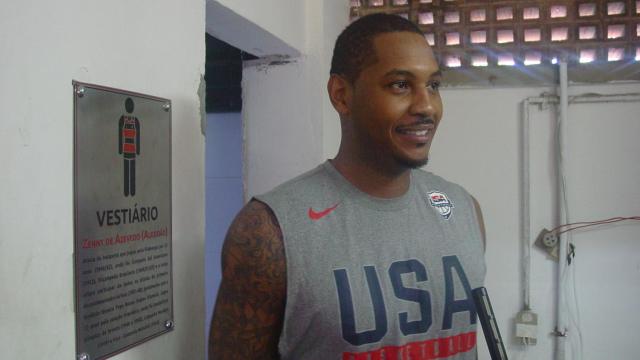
[395,121,435,144]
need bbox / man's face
[348,31,443,169]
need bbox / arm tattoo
[209,200,286,359]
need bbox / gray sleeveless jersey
[256,161,486,360]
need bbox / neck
[331,148,411,199]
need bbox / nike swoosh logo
[308,203,340,221]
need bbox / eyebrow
[383,69,443,78]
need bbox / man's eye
[390,81,410,91]
[428,81,441,92]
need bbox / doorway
[203,34,256,358]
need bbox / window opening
[579,3,597,17]
[551,27,569,41]
[524,51,543,65]
[424,33,435,45]
[446,32,461,46]
[525,28,542,42]
[550,5,568,18]
[523,7,541,20]
[607,1,626,15]
[497,29,515,44]
[608,47,625,61]
[444,11,461,24]
[470,8,487,22]
[471,53,489,67]
[607,24,625,39]
[498,53,516,66]
[445,54,462,67]
[579,48,597,63]
[471,30,487,44]
[579,26,598,40]
[419,12,435,24]
[497,7,514,21]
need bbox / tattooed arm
[209,200,286,359]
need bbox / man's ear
[327,74,352,117]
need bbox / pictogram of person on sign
[118,98,140,197]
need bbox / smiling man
[210,14,486,360]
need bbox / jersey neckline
[322,160,416,211]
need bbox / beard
[390,140,431,169]
[394,153,429,169]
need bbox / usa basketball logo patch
[427,191,454,220]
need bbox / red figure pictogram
[118,98,140,197]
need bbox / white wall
[428,82,640,360]
[241,0,348,198]
[243,60,322,197]
[557,83,640,360]
[308,0,349,161]
[0,0,205,359]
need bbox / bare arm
[209,200,286,359]
[471,195,486,251]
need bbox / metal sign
[73,81,173,360]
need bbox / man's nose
[409,87,439,118]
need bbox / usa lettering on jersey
[333,256,476,359]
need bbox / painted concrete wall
[242,0,349,198]
[0,0,205,359]
[428,82,640,360]
[310,0,350,161]
[243,59,323,197]
[204,112,243,351]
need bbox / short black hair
[330,13,425,83]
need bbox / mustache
[407,117,435,126]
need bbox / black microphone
[472,287,509,360]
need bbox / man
[210,13,486,359]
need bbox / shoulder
[255,163,336,212]
[223,200,285,271]
[260,163,330,197]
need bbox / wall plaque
[73,81,173,360]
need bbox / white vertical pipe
[555,60,569,360]
[521,96,557,314]
[521,99,531,310]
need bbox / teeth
[399,129,429,136]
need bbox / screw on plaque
[162,102,171,112]
[165,320,174,329]
[76,86,86,98]
[77,353,90,360]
